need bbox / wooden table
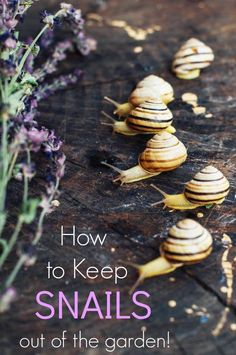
[1,0,236,354]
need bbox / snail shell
[139,132,187,173]
[172,38,214,79]
[126,99,173,133]
[129,87,159,107]
[102,132,187,184]
[103,75,174,118]
[135,75,174,104]
[184,166,230,205]
[127,218,213,293]
[161,219,213,264]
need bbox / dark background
[1,0,236,354]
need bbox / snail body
[102,132,187,184]
[128,219,213,293]
[152,165,230,210]
[172,38,214,79]
[104,75,174,117]
[102,99,176,136]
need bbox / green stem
[33,178,59,246]
[4,178,60,288]
[0,149,30,268]
[0,109,7,237]
[0,217,23,269]
[23,149,30,204]
[7,152,18,181]
[0,238,7,252]
[5,255,26,289]
[9,25,49,90]
[0,112,9,229]
[9,9,63,91]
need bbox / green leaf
[0,213,6,231]
[21,73,37,86]
[8,88,25,115]
[22,198,40,224]
[205,204,213,209]
[14,31,19,40]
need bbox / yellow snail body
[172,38,214,79]
[104,75,174,117]
[102,132,187,184]
[151,165,230,210]
[101,99,176,136]
[127,219,213,293]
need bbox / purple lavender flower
[24,38,35,73]
[55,152,66,178]
[40,10,54,26]
[0,58,16,77]
[34,69,82,101]
[17,243,37,267]
[40,29,54,49]
[10,126,50,153]
[0,288,17,313]
[5,18,18,30]
[34,40,73,81]
[4,35,16,48]
[22,162,36,179]
[43,130,62,154]
[40,10,60,29]
[59,2,96,56]
[27,127,49,150]
[0,0,96,312]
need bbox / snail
[151,165,230,210]
[104,74,174,117]
[102,132,187,184]
[126,219,213,294]
[101,99,176,136]
[172,38,214,79]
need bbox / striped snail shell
[128,87,160,107]
[161,219,213,264]
[151,165,230,210]
[103,75,174,118]
[102,132,187,184]
[126,218,213,293]
[135,75,174,104]
[139,132,187,173]
[184,166,230,205]
[172,38,214,79]
[126,99,174,133]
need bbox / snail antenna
[101,111,116,123]
[120,260,140,269]
[104,96,120,108]
[151,200,165,207]
[150,184,168,206]
[129,275,145,295]
[150,184,168,197]
[101,161,123,174]
[101,122,114,127]
[118,260,145,295]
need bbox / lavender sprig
[0,1,96,312]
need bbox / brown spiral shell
[126,99,173,133]
[184,166,230,205]
[139,132,187,173]
[161,219,213,264]
[172,38,214,78]
[136,75,174,102]
[129,87,159,107]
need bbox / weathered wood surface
[1,0,236,354]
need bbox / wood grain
[0,0,236,354]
